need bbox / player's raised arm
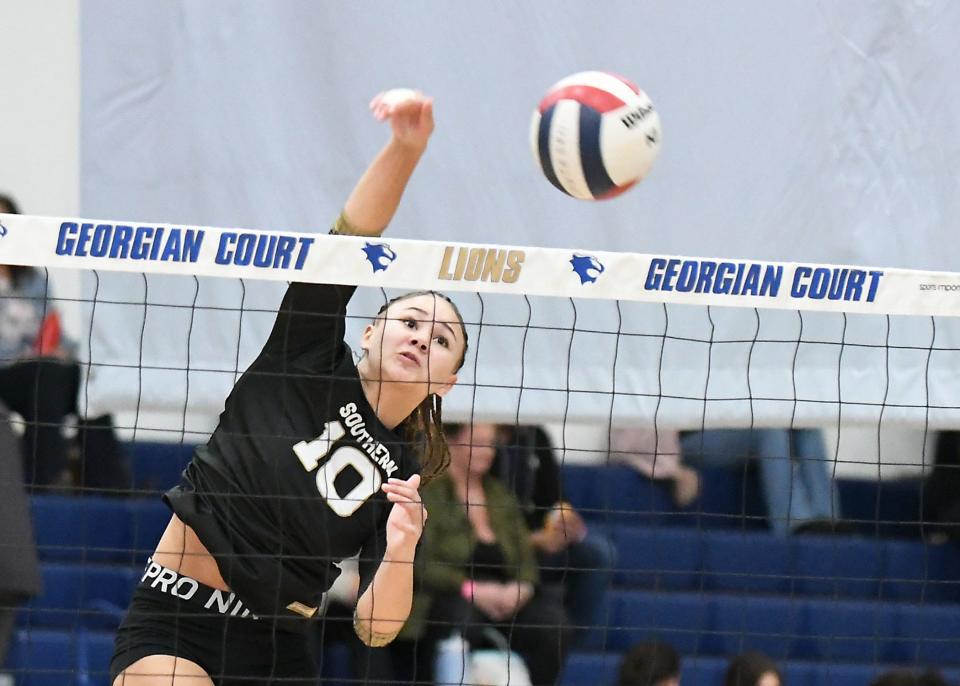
[259,90,436,359]
[336,89,435,237]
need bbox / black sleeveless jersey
[164,282,418,626]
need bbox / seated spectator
[609,428,700,507]
[0,400,41,676]
[871,669,950,686]
[923,430,960,544]
[681,428,840,535]
[617,640,681,686]
[724,651,783,686]
[613,426,842,536]
[399,422,572,686]
[0,192,128,491]
[495,424,616,644]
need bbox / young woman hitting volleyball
[110,90,469,685]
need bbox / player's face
[362,293,463,398]
[449,423,498,477]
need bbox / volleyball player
[110,90,469,685]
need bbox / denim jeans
[680,429,838,535]
[538,531,617,643]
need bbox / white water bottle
[434,630,472,686]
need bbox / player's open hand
[382,474,428,550]
[370,89,434,151]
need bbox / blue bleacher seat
[895,603,960,665]
[610,525,702,590]
[19,564,138,630]
[31,496,168,564]
[559,651,621,686]
[680,655,728,686]
[808,662,881,686]
[126,499,173,561]
[6,629,77,686]
[577,590,616,651]
[561,464,610,518]
[704,595,800,660]
[793,598,899,663]
[559,654,943,686]
[701,530,791,594]
[563,463,771,530]
[694,465,769,530]
[838,478,923,539]
[782,660,818,686]
[31,497,130,562]
[563,465,679,525]
[602,588,960,666]
[77,631,114,686]
[790,535,882,599]
[608,590,709,654]
[127,440,195,492]
[881,539,960,603]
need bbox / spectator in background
[0,399,42,674]
[871,669,950,686]
[400,422,571,686]
[0,193,128,490]
[617,641,681,686]
[608,428,700,507]
[724,651,783,686]
[681,429,840,536]
[923,431,960,545]
[612,426,841,536]
[495,424,616,644]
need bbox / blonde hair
[374,291,468,484]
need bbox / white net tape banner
[3,213,960,317]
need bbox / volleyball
[530,71,661,200]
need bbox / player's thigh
[113,654,214,686]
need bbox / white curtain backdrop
[78,1,960,436]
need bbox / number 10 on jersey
[293,420,383,518]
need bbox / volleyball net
[3,212,960,683]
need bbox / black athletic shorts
[111,559,317,685]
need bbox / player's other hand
[382,474,428,551]
[370,89,434,151]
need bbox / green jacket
[401,473,539,639]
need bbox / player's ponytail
[402,393,450,486]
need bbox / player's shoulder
[252,340,355,374]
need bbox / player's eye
[434,334,449,348]
[403,318,416,329]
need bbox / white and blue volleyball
[530,71,661,200]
